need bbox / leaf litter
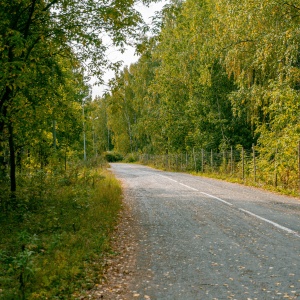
[80,201,139,299]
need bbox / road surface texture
[107,163,300,300]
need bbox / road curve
[109,163,300,300]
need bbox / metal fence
[139,144,300,195]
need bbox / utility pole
[82,100,86,161]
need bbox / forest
[1,0,299,197]
[0,0,299,298]
[92,0,300,192]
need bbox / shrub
[125,153,138,163]
[103,151,123,162]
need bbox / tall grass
[0,164,122,299]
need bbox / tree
[127,48,160,153]
[105,68,136,154]
[104,0,299,182]
[0,0,156,194]
[212,0,300,183]
[145,0,249,152]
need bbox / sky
[91,1,168,99]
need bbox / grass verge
[144,161,300,198]
[0,164,122,300]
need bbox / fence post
[201,149,204,173]
[180,153,183,170]
[298,141,300,194]
[274,148,278,187]
[252,144,256,182]
[242,147,245,180]
[186,152,188,169]
[193,148,197,171]
[211,149,213,172]
[231,146,233,175]
[222,150,226,174]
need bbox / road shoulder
[84,186,138,299]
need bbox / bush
[103,151,123,162]
[125,153,138,163]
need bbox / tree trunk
[8,123,16,193]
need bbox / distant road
[110,163,300,300]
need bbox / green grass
[0,165,122,300]
[189,171,300,198]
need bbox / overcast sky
[91,1,168,98]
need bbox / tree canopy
[96,0,299,185]
[1,0,299,194]
[0,0,158,194]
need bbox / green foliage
[125,153,139,163]
[102,0,299,192]
[0,164,122,299]
[0,0,156,193]
[103,151,124,162]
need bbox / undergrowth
[0,163,122,300]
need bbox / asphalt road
[109,163,300,300]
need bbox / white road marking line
[239,208,300,238]
[157,174,178,183]
[158,175,232,204]
[179,182,198,191]
[156,173,300,238]
[158,175,198,191]
[200,192,233,206]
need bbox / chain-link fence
[139,144,300,194]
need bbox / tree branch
[43,0,60,12]
[283,2,300,11]
[24,0,37,39]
